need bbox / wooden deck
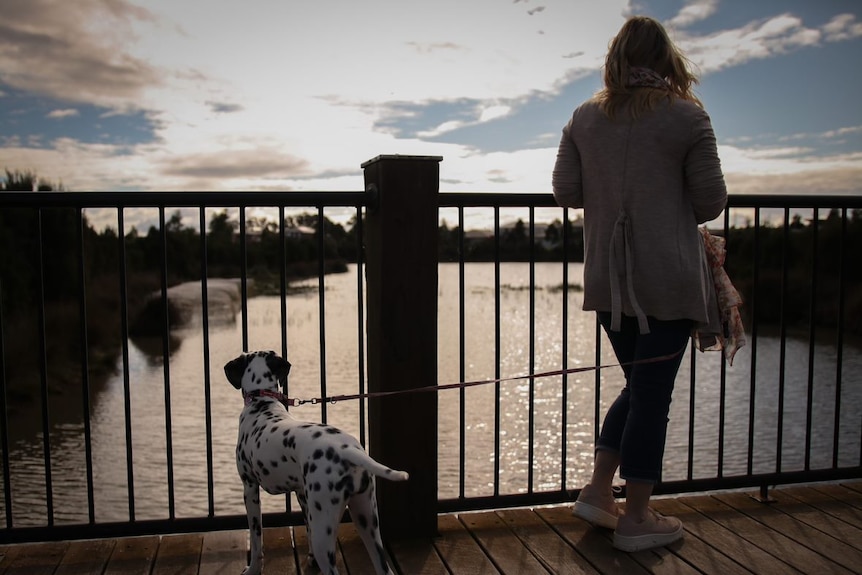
[1,482,860,574]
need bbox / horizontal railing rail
[1,167,860,544]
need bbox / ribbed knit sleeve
[552,116,584,209]
[685,110,728,223]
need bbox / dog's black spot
[314,501,322,511]
[358,513,368,529]
[358,471,371,494]
[313,449,324,460]
[328,551,336,567]
[326,427,340,435]
[309,463,317,473]
[270,460,279,468]
[312,431,323,439]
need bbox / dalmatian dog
[224,350,408,575]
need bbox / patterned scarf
[627,66,670,89]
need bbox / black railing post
[362,155,442,540]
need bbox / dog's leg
[242,478,264,575]
[347,479,395,575]
[306,492,348,575]
[296,490,317,568]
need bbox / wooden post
[362,155,442,539]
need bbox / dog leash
[245,343,688,408]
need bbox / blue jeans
[595,312,691,484]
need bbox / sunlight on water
[2,263,860,525]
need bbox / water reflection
[2,263,860,526]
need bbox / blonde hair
[596,16,701,119]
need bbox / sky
[1,0,861,207]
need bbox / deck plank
[199,530,249,575]
[496,508,598,575]
[151,533,202,575]
[433,514,499,575]
[387,535,449,575]
[292,524,348,575]
[337,522,381,574]
[2,485,862,574]
[261,526,299,574]
[459,511,550,574]
[681,492,853,574]
[714,491,862,574]
[650,497,756,575]
[54,538,115,575]
[0,541,68,575]
[536,506,649,575]
[103,536,159,575]
[766,488,862,552]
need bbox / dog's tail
[342,449,409,482]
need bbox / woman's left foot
[573,484,620,529]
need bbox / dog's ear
[224,355,247,389]
[265,353,291,384]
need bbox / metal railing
[1,172,860,543]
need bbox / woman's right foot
[613,509,683,552]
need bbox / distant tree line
[722,209,862,336]
[1,168,860,408]
[0,170,355,407]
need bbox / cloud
[405,41,464,54]
[678,11,862,75]
[206,101,244,114]
[719,143,862,195]
[680,14,824,73]
[47,109,80,119]
[667,0,719,28]
[725,167,862,196]
[0,0,161,108]
[1,0,859,198]
[160,148,311,180]
[822,13,862,42]
[779,125,862,142]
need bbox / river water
[3,263,861,526]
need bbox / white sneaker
[572,485,620,529]
[613,509,683,552]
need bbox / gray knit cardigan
[552,97,728,333]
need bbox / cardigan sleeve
[552,117,584,209]
[685,110,728,223]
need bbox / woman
[552,16,727,552]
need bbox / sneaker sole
[573,501,618,529]
[613,524,684,552]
